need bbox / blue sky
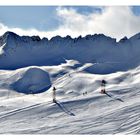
[0,6,140,40]
[0,6,58,31]
[0,6,103,31]
[0,6,139,31]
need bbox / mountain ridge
[0,31,140,73]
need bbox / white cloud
[0,6,140,40]
[0,23,48,38]
[54,6,140,40]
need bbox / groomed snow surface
[0,59,140,134]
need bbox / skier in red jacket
[101,80,107,94]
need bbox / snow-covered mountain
[0,31,140,73]
[1,31,140,134]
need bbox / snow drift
[11,68,51,94]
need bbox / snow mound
[11,68,51,94]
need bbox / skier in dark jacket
[101,80,107,94]
[52,87,56,102]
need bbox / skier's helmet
[102,80,106,84]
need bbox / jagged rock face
[0,31,140,73]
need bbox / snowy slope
[0,31,140,74]
[11,68,51,94]
[0,31,140,134]
[0,60,140,134]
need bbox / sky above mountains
[0,6,140,40]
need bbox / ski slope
[0,60,140,134]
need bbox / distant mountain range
[0,31,140,73]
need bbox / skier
[101,79,107,94]
[52,86,57,103]
[83,91,87,96]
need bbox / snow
[1,31,140,134]
[11,68,51,94]
[0,31,140,74]
[0,43,5,55]
[0,59,140,134]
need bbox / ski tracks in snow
[55,100,75,116]
[0,102,52,120]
